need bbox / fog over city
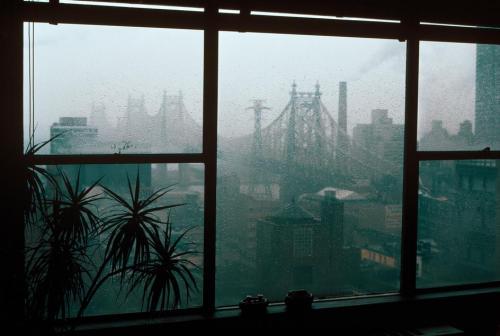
[22,20,500,314]
[23,23,476,146]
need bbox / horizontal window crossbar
[57,287,500,330]
[217,12,405,40]
[418,24,500,44]
[65,0,500,29]
[415,281,500,295]
[26,153,206,165]
[60,0,209,9]
[417,151,500,161]
[64,307,204,329]
[20,2,206,30]
[19,2,500,44]
[21,2,405,39]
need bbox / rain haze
[21,12,500,316]
[24,23,476,147]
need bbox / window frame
[4,0,500,326]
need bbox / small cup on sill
[285,290,313,312]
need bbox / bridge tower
[247,99,273,199]
[281,82,299,203]
[313,81,326,170]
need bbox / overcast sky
[24,23,477,145]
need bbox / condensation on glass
[216,32,406,306]
[23,23,203,154]
[418,42,500,151]
[417,160,500,288]
[25,163,204,316]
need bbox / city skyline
[23,20,500,314]
[24,23,484,150]
[24,23,407,145]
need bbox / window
[417,41,500,289]
[418,42,500,151]
[26,164,204,316]
[24,23,203,154]
[4,0,500,328]
[417,160,500,287]
[216,32,405,305]
[293,228,314,258]
[23,22,205,317]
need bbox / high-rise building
[418,160,499,286]
[475,44,500,146]
[50,116,151,191]
[256,192,355,299]
[50,117,98,154]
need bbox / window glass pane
[417,160,500,288]
[25,163,204,317]
[418,42,500,151]
[216,32,406,306]
[23,23,203,154]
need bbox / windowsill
[71,287,500,332]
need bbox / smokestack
[338,81,347,132]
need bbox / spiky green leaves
[100,173,199,311]
[25,168,100,321]
[26,233,92,321]
[24,136,60,228]
[100,173,184,276]
[26,167,199,322]
[49,169,103,244]
[128,220,199,311]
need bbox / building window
[293,227,314,258]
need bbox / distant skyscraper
[50,117,98,154]
[475,44,500,146]
[49,116,151,190]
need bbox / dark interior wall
[0,1,25,328]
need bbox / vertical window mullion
[400,27,420,297]
[202,2,218,315]
[1,8,25,326]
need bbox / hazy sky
[24,23,477,145]
[418,41,476,136]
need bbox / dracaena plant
[127,216,199,311]
[26,166,200,327]
[50,168,102,244]
[24,135,61,229]
[99,174,184,273]
[26,228,92,322]
[25,168,100,323]
[76,172,199,318]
